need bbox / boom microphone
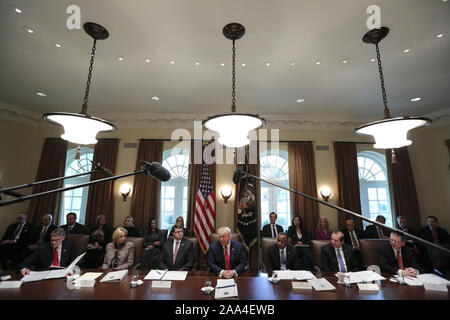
[88,160,114,177]
[142,161,171,182]
[233,166,247,185]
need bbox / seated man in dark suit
[19,228,76,276]
[208,226,246,279]
[365,215,389,239]
[420,216,449,244]
[60,212,88,235]
[159,224,195,271]
[378,231,423,277]
[341,218,365,269]
[261,212,284,238]
[31,214,57,249]
[320,231,359,272]
[265,232,308,276]
[0,212,35,269]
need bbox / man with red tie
[208,226,246,279]
[378,231,423,277]
[19,228,76,276]
[420,216,449,245]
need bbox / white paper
[1,275,12,281]
[417,273,450,285]
[292,271,317,280]
[308,278,336,291]
[152,280,172,288]
[423,283,448,292]
[0,281,23,289]
[44,268,69,280]
[75,272,103,281]
[215,283,238,299]
[357,283,380,292]
[99,270,128,282]
[144,269,167,280]
[403,276,423,286]
[68,252,86,269]
[161,271,188,281]
[292,281,313,290]
[217,279,235,287]
[349,271,385,283]
[21,271,49,283]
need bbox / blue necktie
[337,248,347,272]
[280,249,286,270]
[272,225,277,238]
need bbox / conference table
[1,270,448,300]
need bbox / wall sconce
[119,184,132,201]
[320,187,331,202]
[220,186,233,204]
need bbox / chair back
[162,229,168,241]
[125,237,144,268]
[261,237,277,272]
[311,240,330,270]
[185,236,199,270]
[359,239,389,268]
[64,234,89,257]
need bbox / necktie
[14,224,23,240]
[40,226,47,240]
[272,225,277,238]
[337,248,347,272]
[432,231,439,244]
[349,231,359,247]
[377,226,384,239]
[52,248,59,266]
[280,249,286,270]
[224,246,230,270]
[173,241,180,264]
[396,250,404,270]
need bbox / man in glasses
[19,228,76,276]
[378,231,423,277]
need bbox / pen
[216,284,236,289]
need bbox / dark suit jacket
[208,240,246,276]
[1,222,35,248]
[287,226,311,246]
[365,224,389,239]
[377,243,423,274]
[265,244,297,275]
[124,226,141,238]
[261,224,284,238]
[320,243,359,272]
[159,238,195,271]
[34,224,57,244]
[420,226,449,244]
[61,223,88,235]
[18,240,76,270]
[341,228,365,247]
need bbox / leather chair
[359,239,389,268]
[162,229,168,242]
[311,240,330,271]
[185,236,199,270]
[261,237,277,272]
[64,234,89,257]
[125,237,144,269]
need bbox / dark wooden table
[0,270,448,300]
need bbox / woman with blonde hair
[102,227,134,270]
[315,216,332,240]
[84,214,113,268]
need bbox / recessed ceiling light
[265,62,271,66]
[152,96,159,101]
[220,63,225,66]
[342,59,349,64]
[403,48,411,53]
[290,62,296,66]
[241,63,246,67]
[15,8,22,13]
[145,58,150,63]
[55,43,62,48]
[118,57,123,61]
[169,60,176,65]
[296,98,305,103]
[23,26,35,34]
[370,58,376,62]
[195,62,200,66]
[410,97,421,102]
[315,61,321,65]
[36,92,47,97]
[437,33,443,38]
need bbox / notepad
[292,281,313,290]
[417,273,450,285]
[161,271,188,281]
[215,281,238,299]
[308,278,336,291]
[357,283,380,293]
[423,283,448,292]
[0,281,23,289]
[274,270,316,280]
[144,269,167,280]
[99,270,128,282]
[335,271,385,283]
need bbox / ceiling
[0,0,449,127]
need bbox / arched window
[59,147,93,226]
[358,151,393,228]
[259,150,290,231]
[160,148,190,230]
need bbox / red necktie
[432,231,439,244]
[378,227,385,239]
[173,241,180,264]
[224,247,230,270]
[52,248,59,266]
[396,250,404,270]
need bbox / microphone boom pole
[240,171,450,256]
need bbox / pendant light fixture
[43,22,116,145]
[203,23,265,148]
[355,27,431,150]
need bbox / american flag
[194,163,215,254]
